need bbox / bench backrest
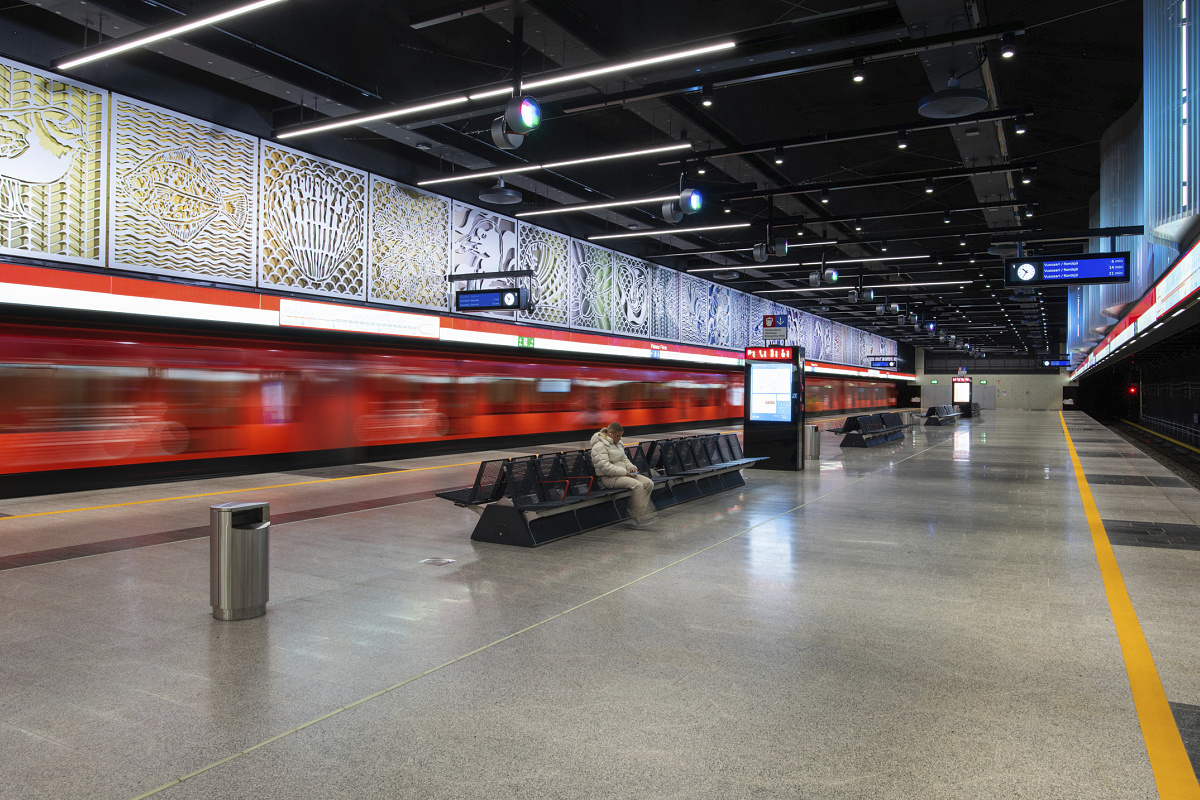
[506,458,546,508]
[840,416,863,433]
[702,435,724,465]
[676,438,699,472]
[723,433,745,460]
[879,412,904,428]
[859,414,886,433]
[536,453,571,501]
[689,437,712,468]
[625,444,651,475]
[467,458,510,505]
[661,440,686,475]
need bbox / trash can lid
[211,501,270,511]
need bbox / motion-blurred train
[0,320,899,493]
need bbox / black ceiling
[3,0,1143,356]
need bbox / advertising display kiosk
[952,376,973,405]
[743,346,805,470]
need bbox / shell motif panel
[612,253,650,337]
[451,202,519,320]
[649,265,679,341]
[518,222,568,326]
[568,239,614,331]
[0,57,105,266]
[678,272,711,345]
[369,178,449,310]
[259,143,367,298]
[111,96,256,284]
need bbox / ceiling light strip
[420,142,693,187]
[588,223,751,241]
[756,279,972,293]
[56,0,290,70]
[276,42,735,140]
[517,195,678,218]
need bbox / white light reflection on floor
[953,429,971,460]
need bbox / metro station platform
[2,411,1199,799]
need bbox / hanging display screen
[1004,253,1130,287]
[748,362,794,422]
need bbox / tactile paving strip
[1103,519,1200,551]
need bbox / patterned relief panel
[259,143,367,299]
[708,285,730,347]
[0,57,105,266]
[369,177,449,310]
[725,290,747,350]
[451,202,519,320]
[649,264,679,341]
[612,253,650,337]
[518,222,568,326]
[111,96,256,284]
[568,239,614,331]
[746,294,771,345]
[678,272,711,345]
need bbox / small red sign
[744,347,795,361]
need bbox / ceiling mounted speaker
[772,237,788,257]
[918,76,990,119]
[752,243,768,262]
[491,116,524,149]
[988,244,1019,257]
[712,271,740,280]
[847,290,859,303]
[478,177,522,205]
[809,271,821,288]
[662,200,684,224]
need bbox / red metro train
[0,321,898,491]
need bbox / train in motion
[0,320,900,494]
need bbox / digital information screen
[455,288,528,311]
[748,362,794,422]
[952,379,971,404]
[1004,253,1130,287]
[871,360,897,369]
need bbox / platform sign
[762,314,788,341]
[1004,252,1130,287]
[871,359,898,369]
[743,345,805,471]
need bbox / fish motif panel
[649,265,678,341]
[451,202,519,320]
[259,142,367,299]
[0,57,105,266]
[518,223,568,327]
[612,253,649,337]
[111,96,257,283]
[568,240,614,332]
[368,177,449,310]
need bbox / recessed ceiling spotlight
[943,211,952,224]
[697,160,708,175]
[1021,168,1032,184]
[897,129,908,149]
[852,58,865,83]
[701,84,714,106]
[774,146,785,165]
[925,179,935,194]
[1014,114,1027,134]
[1000,33,1016,59]
[820,188,830,204]
[854,218,863,231]
[880,240,888,251]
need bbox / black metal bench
[460,433,763,547]
[924,404,963,426]
[434,458,511,507]
[838,414,907,448]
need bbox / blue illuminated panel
[1005,252,1130,287]
[457,291,503,309]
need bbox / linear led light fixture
[518,194,678,218]
[588,222,750,241]
[421,142,693,188]
[279,41,735,139]
[756,279,973,293]
[55,0,289,70]
[686,254,928,273]
[688,262,803,273]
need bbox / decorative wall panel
[746,295,771,345]
[568,239,614,331]
[369,177,449,310]
[649,265,679,341]
[518,222,568,326]
[612,253,650,337]
[259,142,367,299]
[725,290,747,350]
[678,272,711,344]
[709,285,730,347]
[0,57,105,266]
[451,201,519,319]
[111,96,256,284]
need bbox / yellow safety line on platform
[1120,418,1200,456]
[1059,412,1200,799]
[0,461,481,522]
[125,436,952,800]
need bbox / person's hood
[590,429,611,446]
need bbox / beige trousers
[601,473,656,521]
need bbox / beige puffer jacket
[589,429,634,477]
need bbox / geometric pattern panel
[612,253,649,337]
[0,57,105,266]
[678,272,711,345]
[111,96,256,284]
[451,202,519,319]
[518,222,568,326]
[369,177,449,310]
[649,265,679,341]
[259,142,367,298]
[568,239,614,331]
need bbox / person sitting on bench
[590,422,657,529]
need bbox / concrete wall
[912,350,1070,410]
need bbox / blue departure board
[1004,253,1130,287]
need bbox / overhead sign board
[870,359,897,369]
[455,287,529,312]
[745,347,797,362]
[762,314,788,341]
[1004,252,1130,287]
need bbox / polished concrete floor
[1,412,1198,799]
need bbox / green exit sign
[930,379,939,384]
[517,336,535,347]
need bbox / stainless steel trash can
[803,424,821,460]
[210,501,269,621]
